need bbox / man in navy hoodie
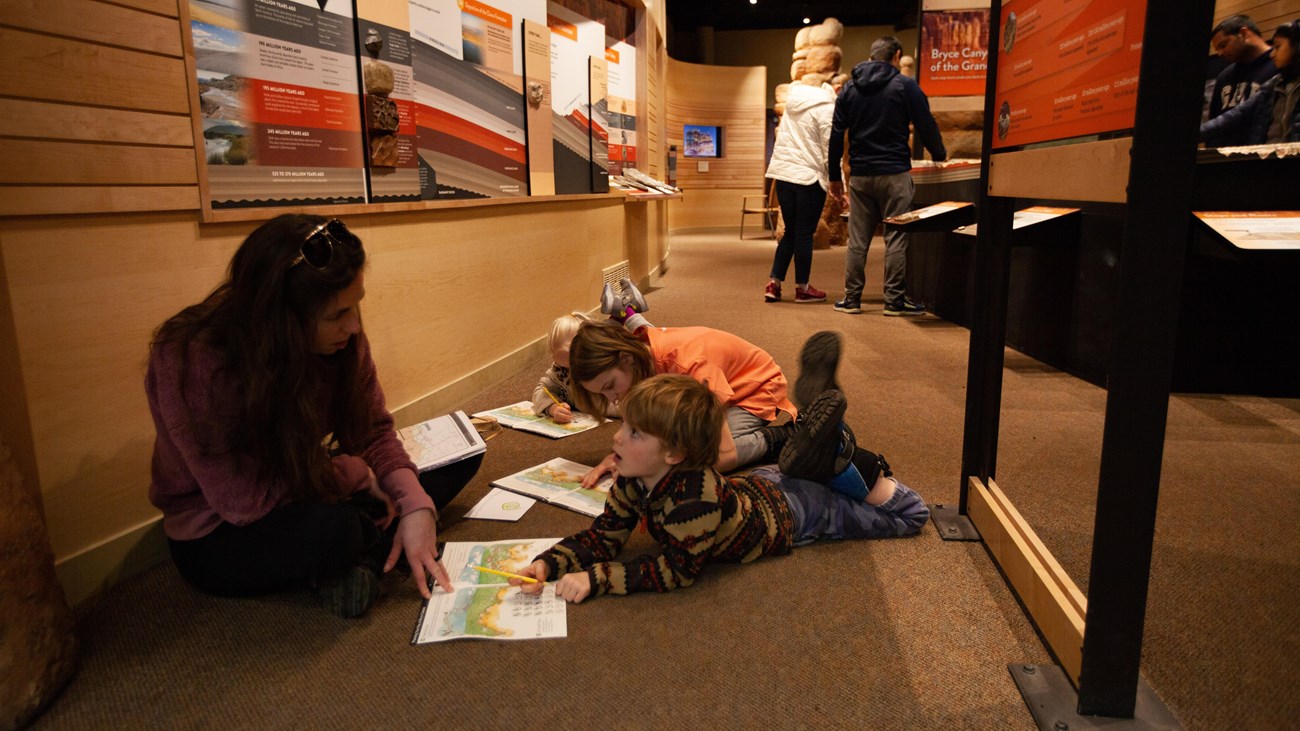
[828,36,946,317]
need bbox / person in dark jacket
[1205,15,1278,146]
[828,36,947,317]
[1202,20,1300,146]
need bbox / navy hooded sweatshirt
[828,60,947,179]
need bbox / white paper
[465,487,536,521]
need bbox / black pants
[168,454,483,597]
[770,179,827,284]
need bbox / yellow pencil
[540,385,563,407]
[471,565,540,584]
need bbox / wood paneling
[0,140,198,185]
[665,58,766,191]
[3,0,184,57]
[107,0,181,18]
[1214,0,1298,36]
[988,137,1132,204]
[0,186,199,216]
[0,100,194,147]
[0,28,191,114]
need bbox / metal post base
[930,503,981,541]
[1008,664,1182,730]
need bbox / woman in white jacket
[764,81,838,304]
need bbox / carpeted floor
[31,230,1299,729]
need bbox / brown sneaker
[794,284,827,303]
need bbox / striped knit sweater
[536,466,795,596]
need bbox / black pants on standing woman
[168,454,483,597]
[770,179,828,284]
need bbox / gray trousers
[727,407,770,469]
[843,172,915,304]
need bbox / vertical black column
[1076,0,1214,716]
[959,0,1009,512]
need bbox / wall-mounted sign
[992,0,1146,149]
[919,9,990,97]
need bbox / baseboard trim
[57,517,169,608]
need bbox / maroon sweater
[146,333,428,540]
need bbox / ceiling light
[803,17,811,24]
[749,0,757,4]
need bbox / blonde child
[511,374,929,603]
[530,312,591,424]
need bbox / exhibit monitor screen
[682,124,724,158]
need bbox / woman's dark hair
[153,214,368,500]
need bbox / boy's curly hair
[620,374,723,471]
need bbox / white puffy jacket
[764,82,837,191]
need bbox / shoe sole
[833,305,862,314]
[794,297,826,304]
[794,331,842,410]
[764,295,780,302]
[883,309,925,317]
[599,284,618,315]
[780,389,848,482]
[618,278,649,312]
[319,566,380,618]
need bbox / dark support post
[1077,0,1214,717]
[958,0,1009,516]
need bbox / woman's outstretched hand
[387,508,451,598]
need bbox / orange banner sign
[993,0,1146,148]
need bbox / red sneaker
[764,281,782,302]
[795,284,827,303]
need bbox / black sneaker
[317,565,380,618]
[883,297,926,316]
[756,421,795,463]
[779,389,848,483]
[833,296,862,315]
[793,331,842,410]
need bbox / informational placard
[409,0,537,199]
[605,41,637,175]
[522,19,556,195]
[953,205,1080,236]
[190,0,367,208]
[919,9,990,97]
[1194,211,1300,251]
[357,1,420,201]
[547,2,605,194]
[589,55,610,193]
[886,200,974,224]
[992,0,1146,149]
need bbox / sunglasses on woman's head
[290,219,355,270]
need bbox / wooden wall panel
[0,29,191,114]
[665,58,766,191]
[0,100,194,147]
[4,0,185,56]
[1214,0,1299,36]
[110,0,181,17]
[0,2,198,219]
[0,141,198,185]
[0,186,200,216]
